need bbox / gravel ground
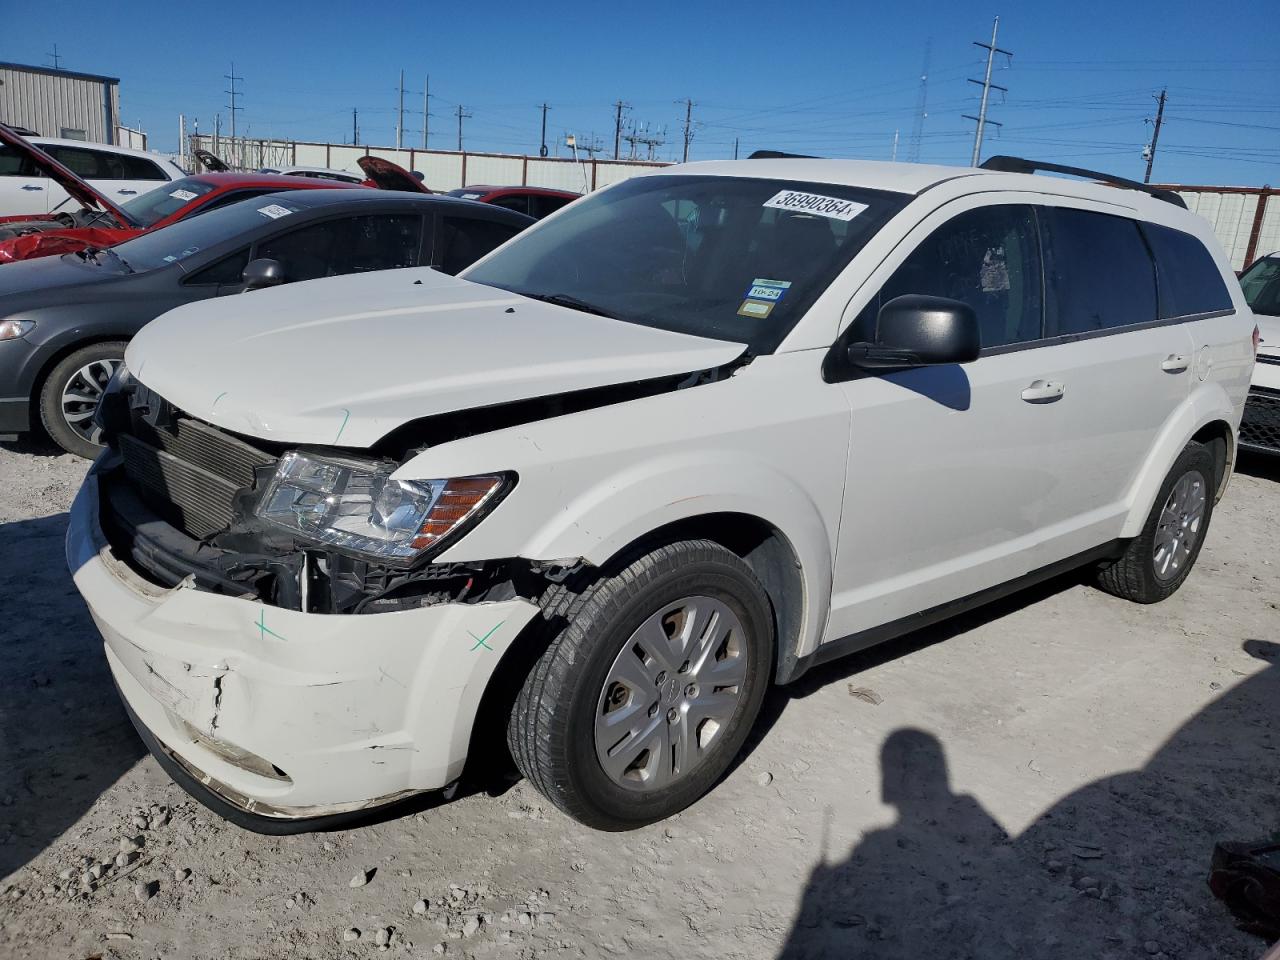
[1,437,1277,960]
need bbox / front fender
[1120,382,1240,538]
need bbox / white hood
[126,268,745,448]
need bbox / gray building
[0,61,120,144]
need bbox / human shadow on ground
[0,513,145,881]
[776,640,1280,960]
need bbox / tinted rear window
[1142,223,1233,318]
[1040,207,1157,336]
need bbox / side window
[1040,207,1157,336]
[185,248,251,286]
[851,204,1043,350]
[256,215,424,282]
[435,217,522,274]
[116,154,167,181]
[1142,223,1233,318]
[490,195,531,216]
[0,144,39,176]
[45,145,104,179]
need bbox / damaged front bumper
[67,459,540,832]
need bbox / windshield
[462,174,907,352]
[121,177,218,228]
[1240,255,1280,317]
[108,195,308,272]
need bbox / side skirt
[783,540,1128,684]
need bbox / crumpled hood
[126,268,745,448]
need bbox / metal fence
[187,135,668,195]
[1161,184,1280,271]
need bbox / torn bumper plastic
[67,464,540,827]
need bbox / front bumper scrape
[67,465,541,828]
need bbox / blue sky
[8,0,1279,185]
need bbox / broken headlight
[257,451,509,561]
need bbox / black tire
[507,539,774,830]
[1095,441,1216,603]
[37,341,127,459]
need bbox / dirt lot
[0,437,1277,960]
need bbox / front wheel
[507,540,774,830]
[1095,441,1216,603]
[38,341,127,459]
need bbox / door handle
[20,184,43,191]
[1160,354,1189,373]
[1021,380,1065,403]
[116,189,138,195]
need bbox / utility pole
[395,69,405,149]
[456,104,472,152]
[892,129,900,162]
[908,39,931,163]
[733,137,739,160]
[224,62,243,165]
[352,107,359,146]
[613,100,629,160]
[46,44,63,70]
[539,103,551,157]
[1143,88,1167,184]
[679,98,695,163]
[422,76,430,150]
[964,17,1012,167]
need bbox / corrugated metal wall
[1167,186,1280,271]
[0,65,117,143]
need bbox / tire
[37,341,127,459]
[507,539,774,830]
[1096,441,1216,603]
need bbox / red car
[446,185,579,219]
[0,128,428,263]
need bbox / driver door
[824,199,1064,641]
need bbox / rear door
[0,141,50,214]
[41,145,168,209]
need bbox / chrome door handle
[1021,380,1065,403]
[116,189,138,195]
[20,184,43,191]
[1161,354,1190,373]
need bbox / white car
[0,135,185,216]
[1237,252,1280,453]
[67,156,1258,833]
[259,166,368,185]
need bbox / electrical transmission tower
[907,39,931,163]
[964,17,1012,167]
[622,121,666,161]
[455,105,472,152]
[224,62,244,166]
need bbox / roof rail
[746,150,820,160]
[980,155,1187,209]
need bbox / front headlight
[257,451,510,561]
[0,319,34,341]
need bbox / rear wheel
[507,540,774,830]
[1096,441,1216,603]
[37,341,126,459]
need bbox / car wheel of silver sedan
[38,340,128,459]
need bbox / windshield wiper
[521,292,616,319]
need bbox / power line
[964,16,1012,166]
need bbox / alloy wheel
[60,357,119,447]
[1153,471,1206,582]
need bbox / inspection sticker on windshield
[169,188,198,202]
[256,204,294,220]
[763,190,867,221]
[745,278,791,302]
[737,299,774,319]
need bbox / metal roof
[0,61,120,85]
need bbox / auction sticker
[763,190,867,221]
[169,188,198,202]
[737,300,774,319]
[257,204,294,220]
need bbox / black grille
[1240,389,1280,454]
[118,412,276,539]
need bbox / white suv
[67,157,1257,832]
[0,136,185,215]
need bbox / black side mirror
[241,258,285,292]
[846,295,981,370]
